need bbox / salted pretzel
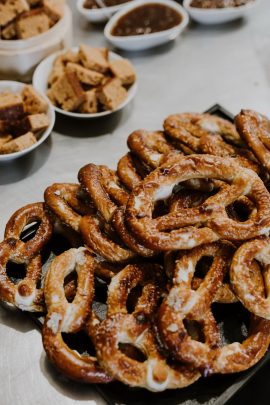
[164,113,259,172]
[230,237,270,319]
[127,130,179,169]
[235,109,270,172]
[4,202,53,263]
[158,242,270,374]
[117,152,151,190]
[125,155,270,251]
[44,183,95,232]
[93,264,200,391]
[79,164,155,259]
[42,247,112,383]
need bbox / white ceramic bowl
[76,0,134,23]
[104,0,189,51]
[0,5,72,82]
[33,48,138,119]
[183,0,261,25]
[0,81,55,162]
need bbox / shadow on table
[0,302,38,334]
[0,137,52,185]
[53,103,133,138]
[40,353,102,401]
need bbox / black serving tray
[23,104,270,405]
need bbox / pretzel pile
[1,109,270,392]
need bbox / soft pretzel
[94,264,200,391]
[42,248,112,383]
[235,109,270,172]
[230,237,270,319]
[158,242,270,374]
[0,239,44,311]
[44,183,94,232]
[4,202,53,263]
[125,155,270,251]
[164,113,259,172]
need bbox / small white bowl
[76,0,134,23]
[183,0,261,25]
[0,81,55,162]
[33,48,138,119]
[104,0,189,51]
[0,5,72,82]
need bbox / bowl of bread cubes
[0,81,55,161]
[0,0,72,81]
[33,44,137,118]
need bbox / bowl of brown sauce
[104,0,189,51]
[77,0,134,23]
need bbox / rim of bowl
[104,0,189,42]
[0,81,55,160]
[0,5,70,49]
[77,0,134,15]
[33,48,138,119]
[183,0,260,13]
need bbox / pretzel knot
[94,264,200,391]
[79,164,154,260]
[125,155,270,251]
[44,183,95,232]
[157,242,270,374]
[42,247,112,383]
[235,109,270,172]
[117,152,150,191]
[230,237,270,319]
[4,202,53,263]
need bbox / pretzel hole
[126,285,143,313]
[212,303,249,345]
[183,320,205,342]
[62,330,96,356]
[226,200,254,222]
[253,260,269,299]
[20,220,41,241]
[64,271,78,302]
[6,262,26,284]
[118,343,147,362]
[194,256,214,279]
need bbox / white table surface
[1,1,270,404]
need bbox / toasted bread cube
[110,59,136,86]
[0,92,24,120]
[50,72,85,111]
[1,21,17,39]
[79,45,109,74]
[0,134,12,147]
[24,113,49,133]
[0,0,29,26]
[48,66,65,86]
[22,85,48,114]
[0,132,36,154]
[97,78,127,111]
[46,87,57,104]
[16,9,51,39]
[66,62,104,86]
[43,0,65,22]
[80,89,97,114]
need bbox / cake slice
[16,9,51,39]
[110,59,136,86]
[79,45,109,74]
[21,85,48,114]
[66,62,104,86]
[97,78,128,111]
[0,132,36,154]
[49,72,86,111]
[80,89,97,114]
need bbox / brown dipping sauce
[84,0,130,9]
[111,3,182,36]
